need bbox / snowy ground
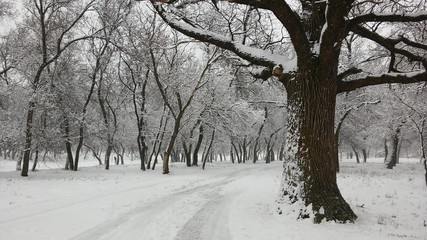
[0,157,426,240]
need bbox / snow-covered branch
[337,71,427,93]
[153,4,297,72]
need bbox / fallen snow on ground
[0,158,426,240]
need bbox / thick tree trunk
[278,69,357,223]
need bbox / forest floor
[0,157,426,240]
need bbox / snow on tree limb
[337,71,427,93]
[153,4,297,72]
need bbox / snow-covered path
[70,166,264,240]
[0,163,280,240]
[1,159,426,240]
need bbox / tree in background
[18,0,96,176]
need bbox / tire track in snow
[173,163,277,240]
[0,178,173,225]
[69,167,254,240]
[173,190,236,240]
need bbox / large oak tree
[141,0,427,223]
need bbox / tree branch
[269,0,310,60]
[146,0,271,9]
[0,65,12,76]
[399,35,427,51]
[351,25,427,69]
[0,66,13,85]
[349,11,427,26]
[337,71,427,93]
[337,67,363,81]
[227,0,270,9]
[153,3,297,71]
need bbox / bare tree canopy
[144,0,427,223]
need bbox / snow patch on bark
[277,99,307,217]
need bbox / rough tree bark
[277,62,357,223]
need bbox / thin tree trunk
[193,124,204,166]
[162,113,183,174]
[361,148,367,163]
[21,100,35,177]
[85,144,103,165]
[31,149,39,172]
[279,143,285,161]
[232,142,240,164]
[16,151,23,171]
[202,130,215,170]
[386,127,400,169]
[147,107,168,169]
[105,144,112,170]
[137,134,146,170]
[183,141,192,167]
[253,107,268,163]
[152,114,169,171]
[396,139,402,164]
[64,115,74,170]
[74,75,97,171]
[384,138,388,163]
[351,145,360,164]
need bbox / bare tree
[20,0,96,177]
[146,0,427,222]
